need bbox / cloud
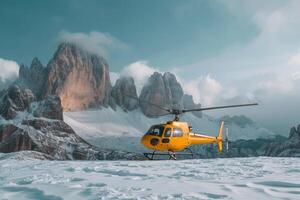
[110,72,120,86]
[58,31,127,58]
[119,61,225,106]
[288,51,300,66]
[182,75,222,106]
[121,61,159,94]
[292,71,300,80]
[0,58,19,81]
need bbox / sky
[0,0,300,135]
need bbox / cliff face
[264,125,300,157]
[111,76,138,111]
[0,85,35,120]
[16,43,194,115]
[44,43,112,111]
[18,58,47,99]
[183,94,202,118]
[139,72,184,117]
[0,85,143,160]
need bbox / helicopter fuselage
[141,121,223,152]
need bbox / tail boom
[189,121,224,153]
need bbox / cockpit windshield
[146,125,165,137]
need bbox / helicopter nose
[141,135,147,147]
[141,135,159,147]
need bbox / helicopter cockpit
[146,125,184,138]
[146,125,164,137]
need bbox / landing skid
[143,148,194,160]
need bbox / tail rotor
[225,128,229,150]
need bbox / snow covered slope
[0,156,299,200]
[64,108,275,151]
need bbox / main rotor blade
[182,103,258,113]
[122,93,171,113]
[147,112,173,117]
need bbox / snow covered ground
[0,156,299,200]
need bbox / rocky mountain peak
[0,85,35,120]
[0,86,142,160]
[139,72,184,117]
[264,124,300,157]
[44,42,112,111]
[111,76,138,111]
[183,94,202,118]
[289,125,300,139]
[18,57,47,99]
[30,57,44,71]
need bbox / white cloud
[121,61,159,94]
[110,72,120,86]
[253,10,285,34]
[58,31,127,58]
[182,75,222,106]
[292,71,300,80]
[288,52,300,66]
[0,58,19,81]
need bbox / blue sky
[0,0,258,69]
[1,0,300,134]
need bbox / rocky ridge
[0,85,143,160]
[264,125,300,157]
[0,85,35,120]
[18,57,47,99]
[44,43,113,111]
[139,72,184,116]
[18,43,115,111]
[16,42,203,118]
[111,76,138,111]
[183,94,202,118]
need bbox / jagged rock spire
[44,42,112,111]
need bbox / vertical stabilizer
[217,121,224,153]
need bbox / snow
[0,156,299,199]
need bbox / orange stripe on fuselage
[189,133,218,145]
[189,133,215,139]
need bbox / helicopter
[124,94,258,160]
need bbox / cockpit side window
[164,128,172,137]
[173,128,184,137]
[146,126,164,137]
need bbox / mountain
[18,57,47,99]
[111,76,138,111]
[13,43,206,118]
[183,94,202,118]
[139,72,184,116]
[44,43,113,111]
[17,43,114,111]
[0,85,35,120]
[0,85,143,160]
[264,125,300,157]
[11,42,277,142]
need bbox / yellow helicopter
[125,94,258,160]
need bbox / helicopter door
[170,128,187,150]
[162,128,171,143]
[160,128,171,150]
